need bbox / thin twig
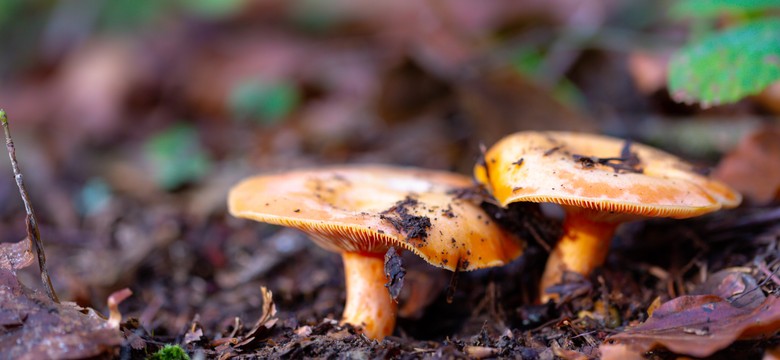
[0,110,59,302]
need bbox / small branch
[0,109,59,303]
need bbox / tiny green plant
[150,344,190,360]
[668,1,780,107]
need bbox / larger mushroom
[474,131,741,302]
[228,165,524,339]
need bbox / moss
[150,344,190,360]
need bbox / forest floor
[0,1,778,359]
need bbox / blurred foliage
[228,80,300,125]
[669,0,780,20]
[144,124,211,191]
[287,0,343,32]
[668,19,780,106]
[97,0,168,33]
[0,1,25,26]
[511,46,585,109]
[182,0,246,19]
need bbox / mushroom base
[341,252,397,340]
[539,214,618,303]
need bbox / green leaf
[144,124,211,190]
[97,0,169,33]
[228,79,300,125]
[668,19,780,106]
[179,0,245,19]
[670,0,780,20]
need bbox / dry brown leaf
[604,295,780,358]
[714,126,780,204]
[0,238,33,272]
[233,286,278,350]
[552,342,590,360]
[0,269,122,359]
[693,269,766,309]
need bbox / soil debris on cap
[446,185,491,204]
[383,247,405,302]
[572,140,643,174]
[543,146,563,156]
[380,196,432,242]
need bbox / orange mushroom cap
[475,131,741,219]
[229,165,524,271]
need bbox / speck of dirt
[446,186,490,204]
[543,146,562,156]
[461,259,470,270]
[512,158,524,166]
[380,196,432,242]
[693,165,712,176]
[294,209,300,213]
[441,204,456,218]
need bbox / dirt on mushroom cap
[475,131,742,219]
[228,165,524,271]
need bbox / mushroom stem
[341,252,397,340]
[540,213,618,303]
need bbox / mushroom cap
[229,165,524,271]
[474,131,741,219]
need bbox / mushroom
[474,131,741,302]
[228,165,524,339]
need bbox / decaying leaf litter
[0,1,779,359]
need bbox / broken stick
[0,109,59,302]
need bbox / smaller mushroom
[474,131,741,302]
[229,165,524,339]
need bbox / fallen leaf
[604,295,780,358]
[552,341,589,360]
[0,269,122,359]
[714,125,780,204]
[693,269,766,309]
[233,286,278,350]
[0,238,33,272]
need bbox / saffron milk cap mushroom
[229,165,524,339]
[474,131,741,302]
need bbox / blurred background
[0,0,776,343]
